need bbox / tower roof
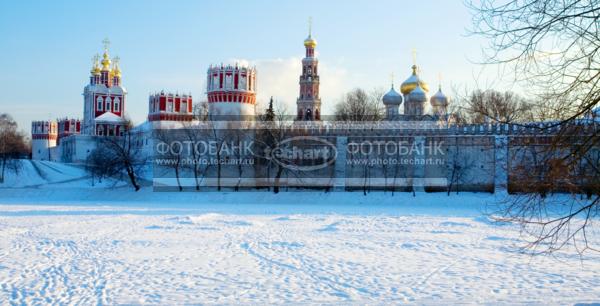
[408,83,427,102]
[401,65,429,95]
[383,85,403,105]
[430,86,449,106]
[304,17,317,48]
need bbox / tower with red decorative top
[206,64,257,119]
[31,120,58,161]
[296,19,321,121]
[82,39,127,136]
[148,91,193,122]
[57,118,81,144]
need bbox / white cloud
[227,57,351,116]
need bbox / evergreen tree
[264,96,275,122]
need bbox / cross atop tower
[308,17,313,37]
[411,48,417,66]
[102,38,110,51]
[390,72,395,87]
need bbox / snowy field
[1,162,600,304]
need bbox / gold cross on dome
[102,38,110,51]
[308,17,313,37]
[92,54,100,64]
[390,72,395,86]
[113,56,120,65]
[411,48,417,65]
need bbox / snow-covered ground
[1,161,600,304]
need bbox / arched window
[97,125,104,136]
[97,96,104,111]
[306,109,312,121]
[181,101,187,113]
[114,98,121,112]
[105,97,112,112]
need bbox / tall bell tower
[296,18,321,121]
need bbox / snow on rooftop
[95,112,126,123]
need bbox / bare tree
[88,119,147,191]
[334,88,386,121]
[469,0,600,254]
[0,114,28,183]
[193,101,209,122]
[256,98,292,193]
[445,138,479,195]
[462,90,534,124]
[155,129,184,191]
[180,122,209,191]
[85,145,120,186]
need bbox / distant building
[206,64,257,119]
[296,25,321,121]
[148,91,193,122]
[83,41,127,136]
[31,120,57,161]
[30,29,594,195]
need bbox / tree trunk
[0,157,5,183]
[175,161,182,192]
[273,165,283,194]
[125,163,140,191]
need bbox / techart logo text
[266,136,337,172]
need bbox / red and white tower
[148,91,193,122]
[57,118,81,144]
[206,64,257,119]
[31,120,58,161]
[296,20,321,121]
[82,39,127,136]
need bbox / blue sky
[0,0,512,133]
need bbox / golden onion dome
[111,56,121,77]
[400,65,429,95]
[90,54,101,75]
[112,65,121,78]
[304,35,317,48]
[101,51,111,71]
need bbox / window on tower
[105,97,112,112]
[114,98,121,112]
[97,96,103,111]
[181,101,187,113]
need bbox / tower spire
[411,48,418,75]
[102,38,110,52]
[390,72,395,88]
[101,38,111,71]
[297,21,321,121]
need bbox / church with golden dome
[30,25,589,195]
[383,60,450,121]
